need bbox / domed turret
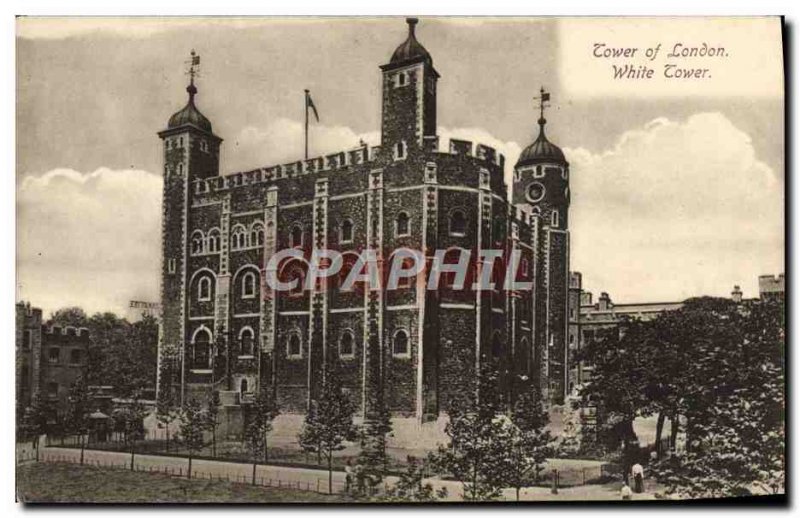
[516,117,566,167]
[167,79,213,134]
[390,18,432,66]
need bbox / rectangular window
[23,330,32,350]
[48,348,60,364]
[70,349,83,364]
[47,382,58,397]
[168,258,176,274]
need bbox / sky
[16,17,785,317]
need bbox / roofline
[380,57,440,78]
[157,124,222,141]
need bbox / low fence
[20,450,347,495]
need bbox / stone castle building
[16,302,89,414]
[156,18,571,437]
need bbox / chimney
[731,285,743,304]
[598,292,612,311]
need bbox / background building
[16,302,89,413]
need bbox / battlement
[44,325,91,339]
[17,301,42,321]
[440,138,505,169]
[193,144,378,195]
[192,137,507,196]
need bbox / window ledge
[286,354,303,360]
[237,355,255,360]
[190,369,212,374]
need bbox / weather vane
[185,49,201,83]
[534,86,551,123]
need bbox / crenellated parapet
[41,325,91,347]
[192,144,378,196]
[439,138,505,169]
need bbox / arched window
[178,163,184,175]
[190,231,204,255]
[551,210,559,228]
[198,276,212,301]
[231,225,247,250]
[338,254,360,292]
[340,219,354,244]
[287,332,302,358]
[393,329,409,357]
[240,378,249,393]
[396,257,416,289]
[395,212,410,237]
[290,225,303,248]
[241,271,257,299]
[239,327,255,356]
[192,327,212,370]
[394,141,407,161]
[250,222,265,247]
[519,258,530,277]
[280,260,307,297]
[449,209,467,236]
[207,229,221,253]
[339,329,355,358]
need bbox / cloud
[225,118,380,173]
[17,167,162,317]
[565,112,784,302]
[16,113,783,316]
[226,118,522,188]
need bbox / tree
[155,357,178,453]
[178,397,207,479]
[651,298,785,497]
[244,385,280,484]
[500,381,552,500]
[205,389,221,458]
[64,375,92,465]
[432,360,510,501]
[298,370,358,494]
[114,396,147,471]
[353,394,393,497]
[377,456,447,502]
[19,394,51,461]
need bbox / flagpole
[304,89,309,160]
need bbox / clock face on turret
[526,182,545,203]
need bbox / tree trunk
[670,413,679,453]
[212,427,217,458]
[654,413,666,458]
[130,444,135,471]
[80,434,85,465]
[188,454,193,479]
[516,486,521,501]
[328,450,333,495]
[252,460,257,485]
[317,444,322,465]
[264,435,268,464]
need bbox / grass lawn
[16,462,350,503]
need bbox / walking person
[344,460,353,493]
[632,462,644,493]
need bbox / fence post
[551,469,559,495]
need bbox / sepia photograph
[13,14,786,505]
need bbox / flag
[306,91,320,122]
[541,91,550,103]
[192,54,200,66]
